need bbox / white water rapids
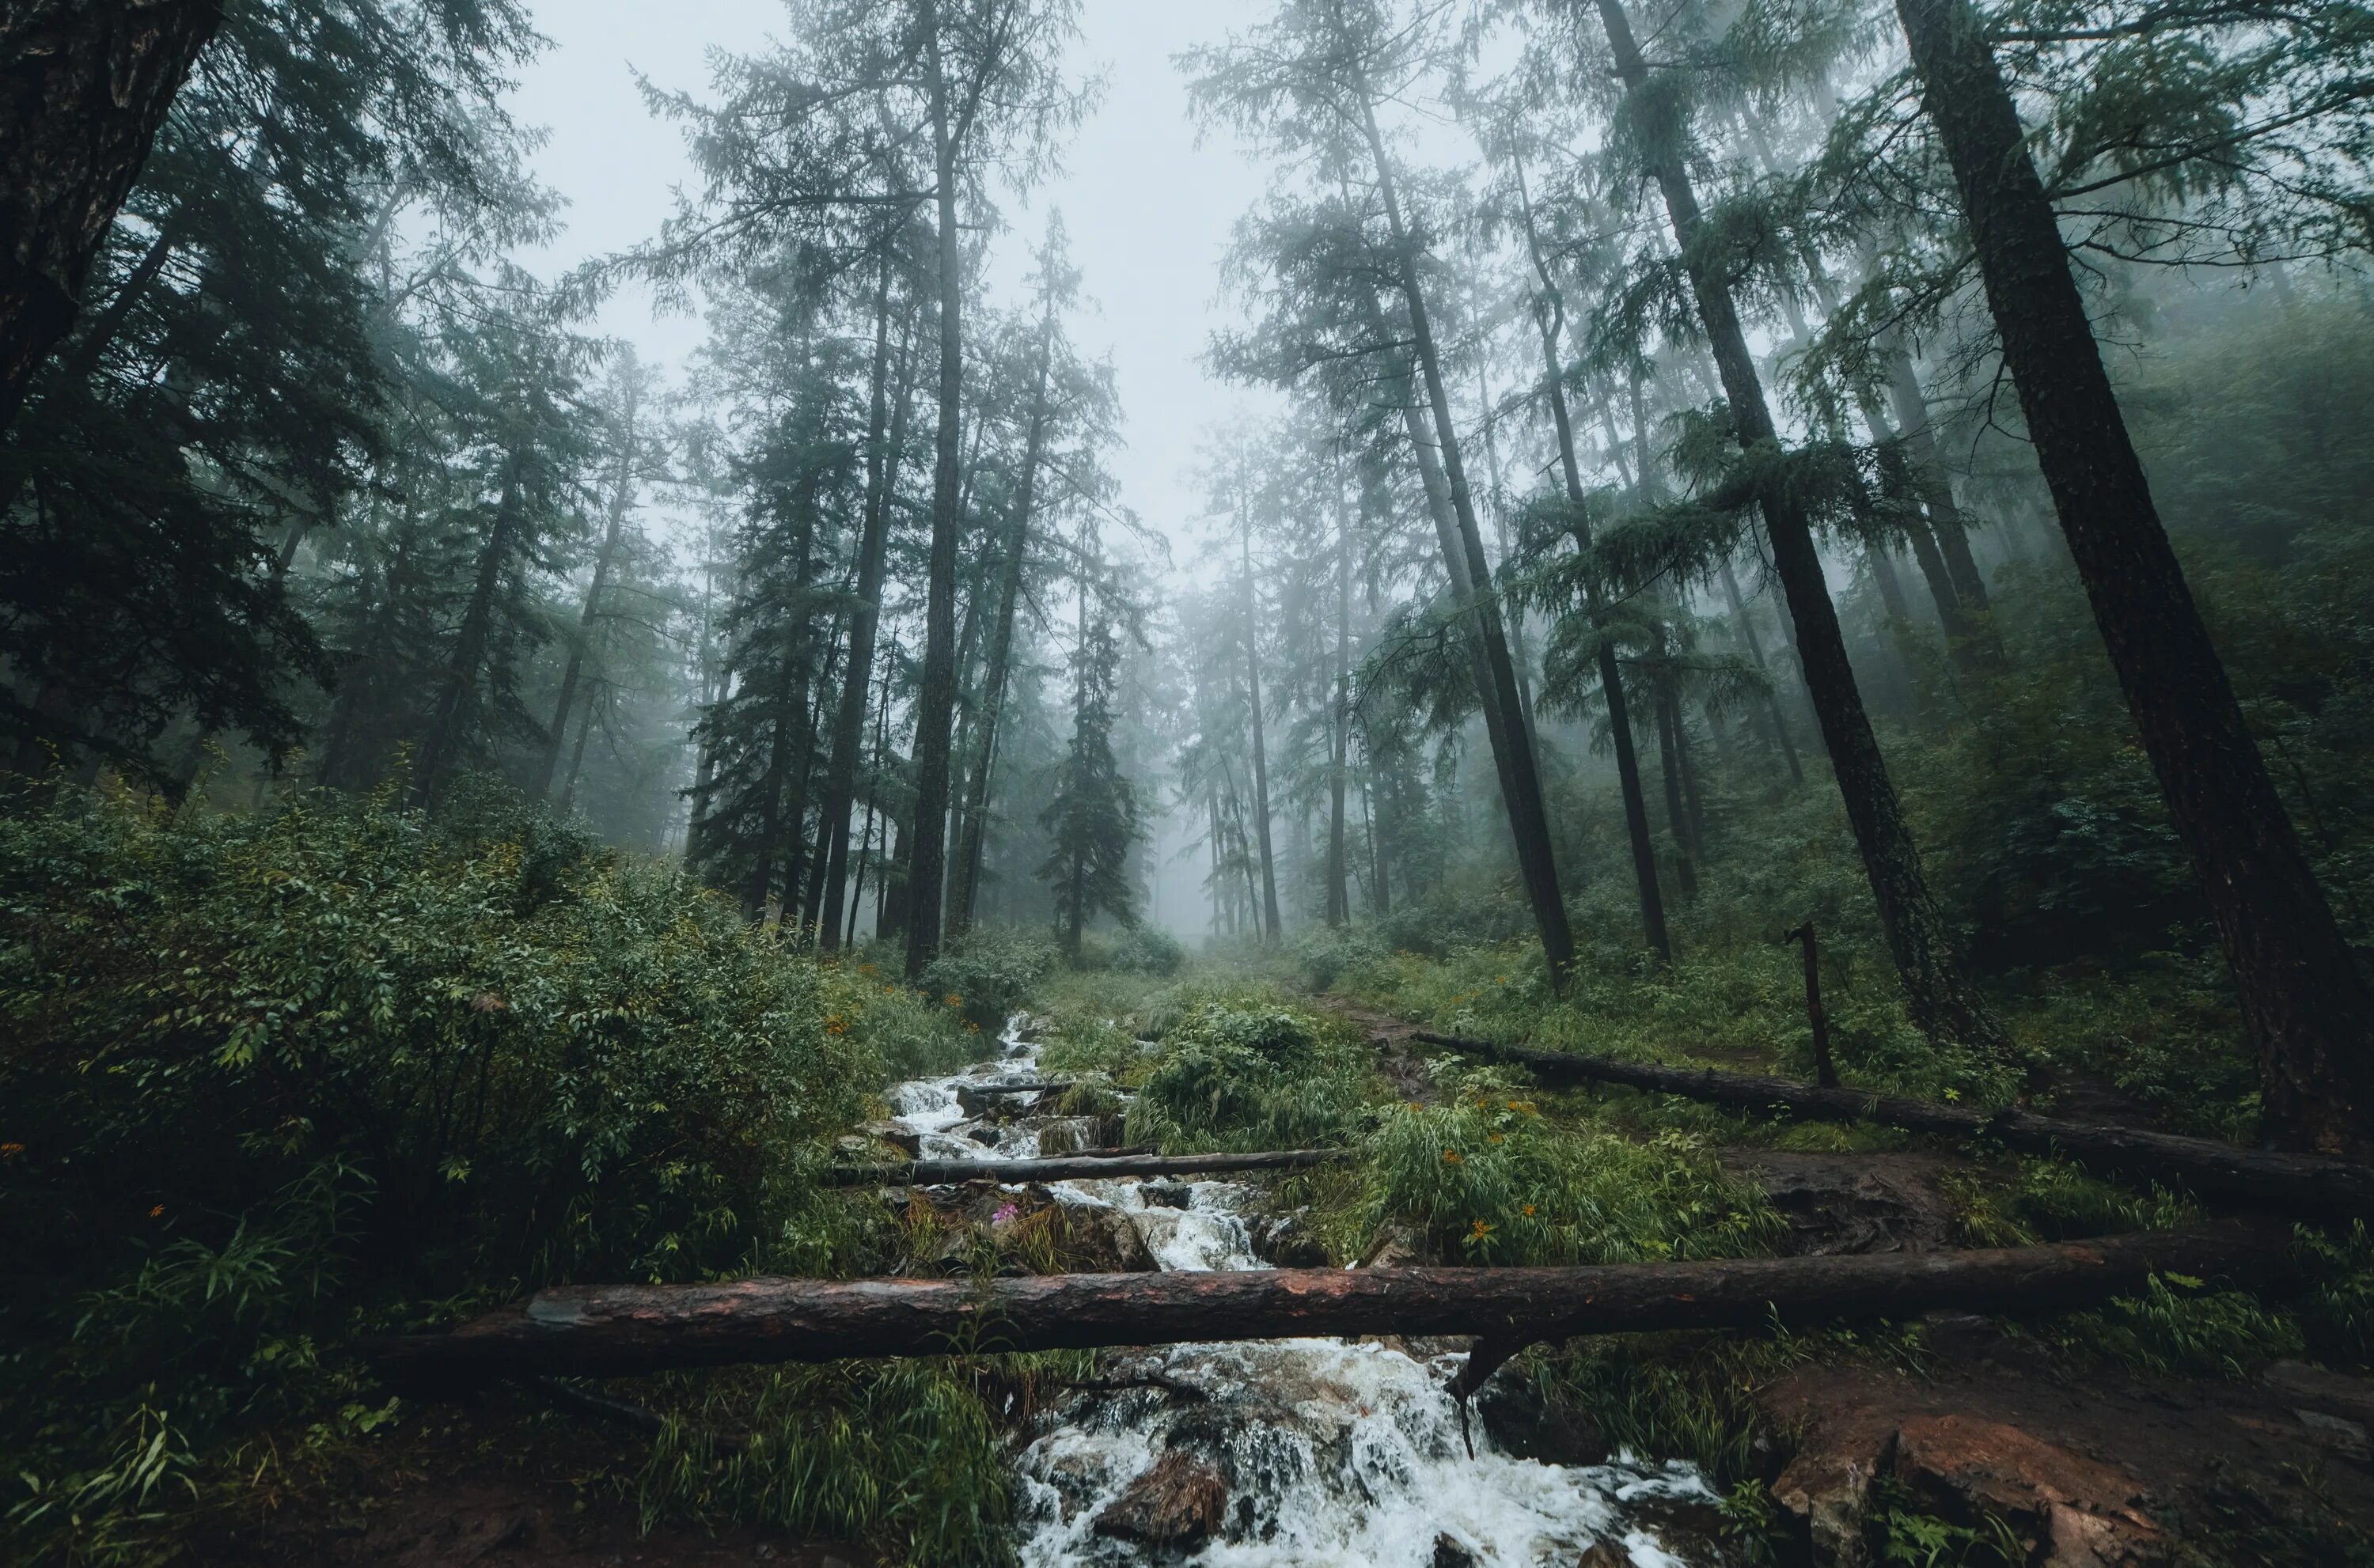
[880,1017,1721,1566]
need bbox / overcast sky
[505,0,1279,565]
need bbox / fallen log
[1409,1030,2374,1214]
[954,1079,1077,1115]
[817,1148,1351,1187]
[370,1223,2283,1384]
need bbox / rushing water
[879,1017,1719,1567]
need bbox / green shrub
[917,929,1057,1032]
[0,785,929,1565]
[1287,922,1390,990]
[1362,1066,1780,1266]
[1124,1000,1369,1152]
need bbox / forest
[3,0,2374,1564]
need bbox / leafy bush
[917,929,1057,1032]
[1098,922,1185,976]
[0,785,982,1565]
[1287,922,1390,990]
[1362,1066,1780,1266]
[1125,1000,1369,1152]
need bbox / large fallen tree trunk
[372,1224,2283,1385]
[819,1148,1350,1187]
[1409,1030,2374,1214]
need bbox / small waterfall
[878,1016,1719,1566]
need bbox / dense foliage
[0,784,972,1564]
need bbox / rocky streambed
[868,1017,1727,1567]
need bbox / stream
[878,1016,1724,1566]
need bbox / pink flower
[992,1203,1020,1226]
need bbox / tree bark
[1352,85,1574,986]
[904,24,964,978]
[1593,0,2003,1051]
[1326,477,1353,928]
[0,0,220,434]
[949,289,1054,938]
[818,263,915,949]
[1240,497,1284,945]
[1515,157,1671,962]
[537,382,640,800]
[414,449,526,807]
[1717,551,1805,786]
[1650,668,1699,902]
[744,513,822,919]
[372,1224,2285,1384]
[1410,1029,2374,1214]
[1896,0,2374,1150]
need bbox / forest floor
[184,1390,857,1567]
[1322,990,2374,1565]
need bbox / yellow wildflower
[149,1204,164,1218]
[1469,1218,1493,1239]
[1522,1204,1536,1218]
[1443,1149,1462,1165]
[1487,1132,1504,1144]
[945,993,962,1007]
[0,1142,23,1159]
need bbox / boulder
[1893,1414,2164,1566]
[855,1120,920,1157]
[1252,1210,1331,1268]
[1091,1451,1227,1547]
[1777,1411,2167,1568]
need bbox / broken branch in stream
[370,1224,2285,1388]
[818,1148,1350,1187]
[1406,1030,2374,1215]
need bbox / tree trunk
[949,291,1055,938]
[1650,669,1699,902]
[1326,479,1352,928]
[744,517,822,919]
[557,685,597,813]
[414,449,525,807]
[1353,91,1574,986]
[1240,502,1284,945]
[818,263,914,949]
[903,36,964,979]
[1594,0,2003,1051]
[1718,559,1804,787]
[537,384,640,800]
[372,1225,2285,1385]
[0,0,221,434]
[1895,0,2374,1149]
[1411,1028,2374,1214]
[1880,335,1999,634]
[1515,157,1671,961]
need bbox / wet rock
[1474,1369,1606,1467]
[1358,1221,1428,1268]
[1773,1421,1887,1568]
[2262,1358,2374,1426]
[1894,1414,2162,1555]
[1035,1116,1098,1156]
[1431,1533,1479,1567]
[1251,1210,1330,1268]
[955,1079,1069,1116]
[855,1119,920,1156]
[1775,1407,2168,1567]
[1576,1545,1629,1568]
[1091,1451,1227,1547]
[1140,1179,1192,1210]
[1056,1199,1155,1271]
